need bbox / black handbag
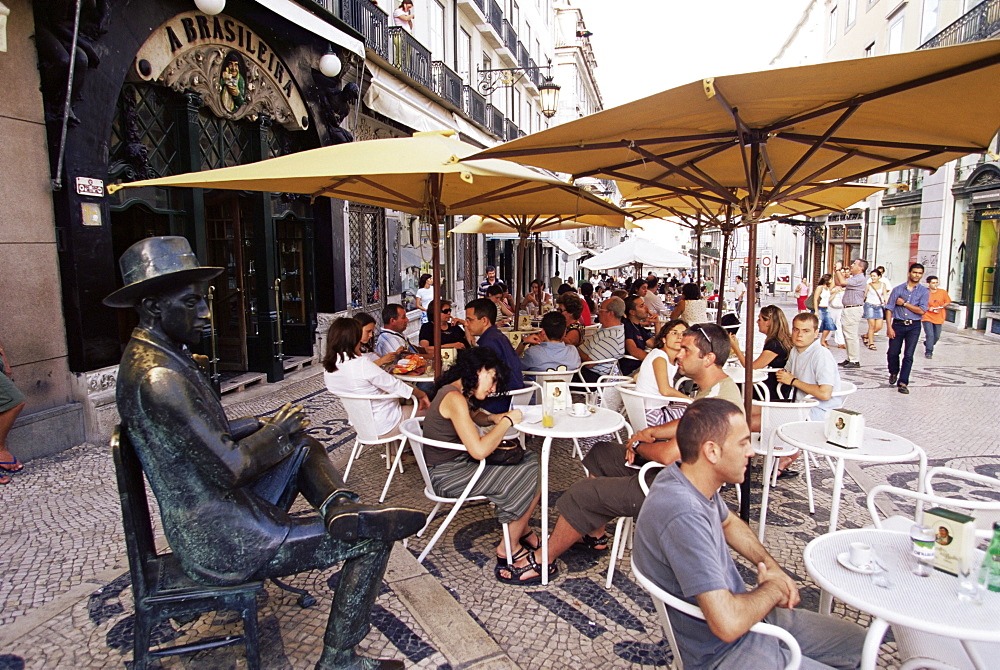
[485,439,525,466]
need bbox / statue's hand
[270,402,310,437]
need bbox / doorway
[205,193,257,371]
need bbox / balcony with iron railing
[882,169,924,205]
[456,0,486,16]
[431,62,463,109]
[486,104,504,137]
[339,0,389,60]
[502,19,517,54]
[487,0,503,37]
[389,26,432,89]
[919,0,1000,49]
[463,85,487,127]
[517,41,530,72]
[527,57,540,88]
[504,118,519,141]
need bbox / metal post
[740,220,758,523]
[273,278,284,363]
[207,285,220,392]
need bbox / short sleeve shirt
[633,463,746,667]
[580,324,624,376]
[520,341,582,372]
[375,329,417,357]
[842,272,867,307]
[787,339,843,419]
[885,282,930,321]
[621,319,652,375]
[418,322,466,347]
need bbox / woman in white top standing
[634,319,689,426]
[814,273,836,347]
[863,269,889,349]
[415,273,435,324]
[323,318,429,435]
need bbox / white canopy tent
[581,237,690,271]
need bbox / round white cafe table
[513,407,626,584]
[777,421,926,537]
[722,364,768,385]
[804,528,1000,670]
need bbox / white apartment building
[814,0,1000,330]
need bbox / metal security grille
[198,111,254,170]
[463,232,478,305]
[348,204,386,311]
[109,84,179,180]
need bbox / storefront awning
[548,237,583,258]
[252,0,364,58]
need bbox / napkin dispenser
[824,408,864,449]
[543,380,569,411]
[518,313,533,330]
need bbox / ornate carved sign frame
[132,11,310,131]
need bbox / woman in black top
[418,299,466,356]
[728,304,793,402]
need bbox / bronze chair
[112,426,262,670]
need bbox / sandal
[0,457,23,473]
[495,548,557,585]
[572,533,610,552]
[518,532,540,552]
[867,341,877,350]
[0,473,9,485]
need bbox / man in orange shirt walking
[922,275,951,359]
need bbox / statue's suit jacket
[116,327,295,585]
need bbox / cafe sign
[133,11,309,130]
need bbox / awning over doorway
[548,236,583,258]
[252,0,364,57]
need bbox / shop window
[198,110,254,170]
[349,203,386,311]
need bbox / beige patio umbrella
[107,130,622,376]
[449,213,636,306]
[626,182,885,303]
[475,40,1000,423]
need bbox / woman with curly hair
[422,347,546,584]
[556,292,585,347]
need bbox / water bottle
[910,523,935,577]
[979,522,1000,593]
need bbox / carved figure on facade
[309,69,359,145]
[34,0,109,125]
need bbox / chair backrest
[399,417,486,502]
[753,399,818,454]
[619,385,692,433]
[111,425,157,602]
[831,380,857,398]
[869,478,1000,540]
[637,461,666,495]
[631,558,802,670]
[522,368,579,385]
[496,381,541,407]
[337,391,406,442]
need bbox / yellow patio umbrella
[450,213,636,306]
[107,130,622,375]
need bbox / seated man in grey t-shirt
[633,398,864,670]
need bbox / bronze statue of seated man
[106,236,425,670]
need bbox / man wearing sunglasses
[525,323,744,571]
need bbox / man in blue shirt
[375,303,418,358]
[884,263,930,394]
[621,294,654,375]
[519,311,582,372]
[465,298,524,412]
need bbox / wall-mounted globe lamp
[194,0,226,15]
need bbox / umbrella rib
[777,132,984,154]
[766,51,1000,132]
[574,139,736,179]
[479,132,738,161]
[313,186,417,210]
[779,134,943,171]
[628,143,736,203]
[623,141,737,193]
[771,151,859,201]
[771,105,860,193]
[623,178,732,206]
[780,151,937,199]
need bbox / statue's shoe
[324,503,426,542]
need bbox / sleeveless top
[680,299,709,325]
[421,384,467,467]
[564,322,584,345]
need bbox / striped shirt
[580,324,624,376]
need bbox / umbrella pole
[717,229,731,325]
[695,224,702,284]
[516,232,527,314]
[739,220,759,523]
[430,175,444,380]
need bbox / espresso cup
[571,402,587,417]
[849,541,873,569]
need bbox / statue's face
[155,282,211,347]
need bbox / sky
[571,0,812,107]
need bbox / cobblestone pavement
[1,301,998,669]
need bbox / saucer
[568,408,589,418]
[837,551,876,574]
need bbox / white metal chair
[866,481,1000,670]
[575,358,621,390]
[631,558,802,670]
[831,380,857,398]
[618,385,692,433]
[398,418,513,564]
[497,382,541,446]
[605,460,664,588]
[337,391,418,503]
[521,368,580,404]
[753,399,818,543]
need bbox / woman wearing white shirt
[323,318,429,435]
[415,273,435,324]
[634,319,689,426]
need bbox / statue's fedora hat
[104,236,223,308]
